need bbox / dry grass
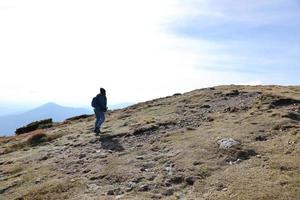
[0,130,65,155]
[16,179,83,200]
[27,131,48,146]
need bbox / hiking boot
[94,128,100,134]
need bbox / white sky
[0,0,297,107]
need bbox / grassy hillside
[0,85,299,200]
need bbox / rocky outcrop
[15,118,53,135]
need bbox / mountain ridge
[0,85,299,199]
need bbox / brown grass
[0,130,65,155]
[16,179,83,200]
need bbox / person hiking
[92,88,107,135]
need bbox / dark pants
[94,109,105,131]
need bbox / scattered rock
[39,155,50,161]
[202,116,214,122]
[185,176,197,185]
[136,156,144,160]
[282,112,300,121]
[107,188,123,196]
[138,184,152,192]
[162,188,174,196]
[193,161,203,166]
[79,153,86,159]
[255,135,268,141]
[83,169,91,173]
[35,178,42,184]
[235,149,257,160]
[89,174,106,180]
[224,107,239,113]
[217,138,240,149]
[167,175,184,184]
[186,127,196,131]
[200,104,211,109]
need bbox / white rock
[217,138,240,149]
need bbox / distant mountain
[0,102,93,136]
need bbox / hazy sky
[0,0,299,107]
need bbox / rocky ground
[0,85,299,200]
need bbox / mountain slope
[0,85,299,200]
[0,103,92,136]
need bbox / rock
[235,149,257,160]
[89,174,106,180]
[65,114,92,121]
[173,93,182,96]
[217,138,240,149]
[168,175,184,184]
[83,169,91,173]
[186,126,196,131]
[136,156,144,160]
[193,161,203,166]
[200,104,211,109]
[79,154,86,159]
[39,155,49,161]
[202,117,214,122]
[107,188,123,195]
[15,118,53,135]
[107,190,114,195]
[138,184,151,192]
[35,178,42,184]
[185,176,197,185]
[224,107,239,113]
[162,188,174,196]
[225,90,240,97]
[270,98,300,108]
[282,112,300,121]
[255,135,268,141]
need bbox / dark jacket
[95,94,107,112]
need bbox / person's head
[100,88,106,95]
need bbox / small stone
[193,161,203,166]
[89,174,106,180]
[107,190,114,195]
[83,169,91,173]
[162,188,174,196]
[222,188,228,192]
[35,178,41,184]
[139,184,150,192]
[255,135,268,141]
[168,175,184,184]
[39,155,49,161]
[136,156,144,160]
[185,176,197,185]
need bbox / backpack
[91,96,98,108]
